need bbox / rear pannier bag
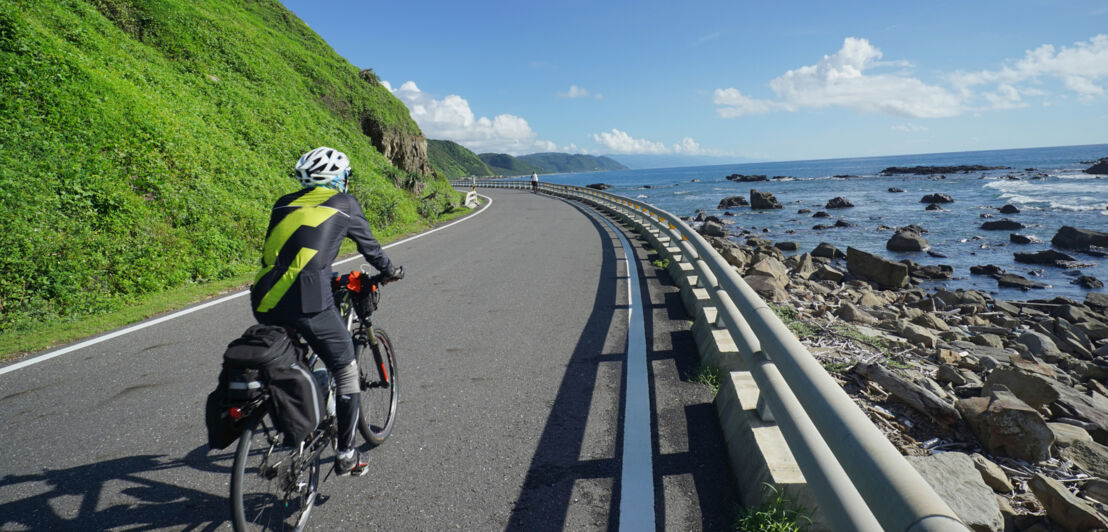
[205,324,324,449]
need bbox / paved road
[0,188,737,531]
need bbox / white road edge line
[594,214,656,532]
[0,192,494,377]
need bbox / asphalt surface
[0,188,738,531]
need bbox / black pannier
[205,324,324,450]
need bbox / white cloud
[712,88,783,117]
[591,129,716,155]
[950,34,1108,104]
[715,35,1108,120]
[715,38,962,119]
[891,123,928,132]
[383,80,557,154]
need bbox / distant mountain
[478,153,544,176]
[517,153,627,173]
[427,139,494,178]
[607,154,757,170]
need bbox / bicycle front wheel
[356,328,398,446]
[230,417,320,532]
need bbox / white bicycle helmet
[294,147,350,192]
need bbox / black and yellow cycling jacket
[251,186,393,316]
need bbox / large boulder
[811,242,845,259]
[983,367,1060,410]
[980,219,1025,231]
[749,189,783,209]
[956,387,1054,463]
[846,247,909,289]
[825,196,854,209]
[717,195,749,209]
[1084,157,1108,175]
[920,193,954,204]
[996,274,1049,290]
[700,220,726,237]
[1051,226,1108,249]
[586,183,611,190]
[887,229,930,252]
[1014,249,1077,265]
[1029,473,1108,531]
[907,453,1004,532]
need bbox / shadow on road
[507,202,623,531]
[0,445,230,531]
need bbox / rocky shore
[692,219,1108,531]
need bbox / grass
[770,304,817,339]
[690,362,722,395]
[734,484,813,532]
[0,204,475,360]
[0,0,461,339]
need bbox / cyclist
[250,146,403,477]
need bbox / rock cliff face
[360,115,434,177]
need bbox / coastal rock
[1049,422,1094,449]
[887,229,930,252]
[984,367,1060,410]
[883,165,1008,175]
[813,265,844,283]
[920,193,955,204]
[897,321,941,348]
[725,173,767,182]
[971,265,1007,277]
[1087,292,1108,311]
[1009,233,1037,244]
[1084,158,1108,175]
[925,203,946,211]
[846,247,909,289]
[825,196,854,209]
[999,204,1020,214]
[980,219,1025,230]
[837,302,878,324]
[1051,226,1108,250]
[957,386,1054,463]
[1014,249,1077,266]
[971,453,1014,494]
[1060,440,1108,478]
[586,183,611,190]
[888,187,905,193]
[1028,473,1108,532]
[717,195,749,209]
[1018,330,1063,358]
[811,242,845,259]
[700,220,726,237]
[997,274,1049,290]
[749,189,783,210]
[812,210,831,218]
[901,260,953,280]
[743,273,788,302]
[773,241,798,251]
[907,453,1004,532]
[1073,275,1104,289]
[797,208,810,214]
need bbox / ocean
[542,143,1108,302]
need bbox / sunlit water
[544,144,1108,301]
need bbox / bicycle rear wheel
[230,417,320,532]
[356,328,398,445]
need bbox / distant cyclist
[530,171,539,192]
[250,146,403,477]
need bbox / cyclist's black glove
[385,265,405,283]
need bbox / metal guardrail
[452,178,969,531]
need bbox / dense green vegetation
[427,139,494,178]
[0,0,459,341]
[517,153,627,173]
[478,153,544,176]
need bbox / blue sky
[280,1,1108,163]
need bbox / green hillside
[517,153,627,173]
[478,153,544,176]
[427,139,494,178]
[0,0,460,339]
